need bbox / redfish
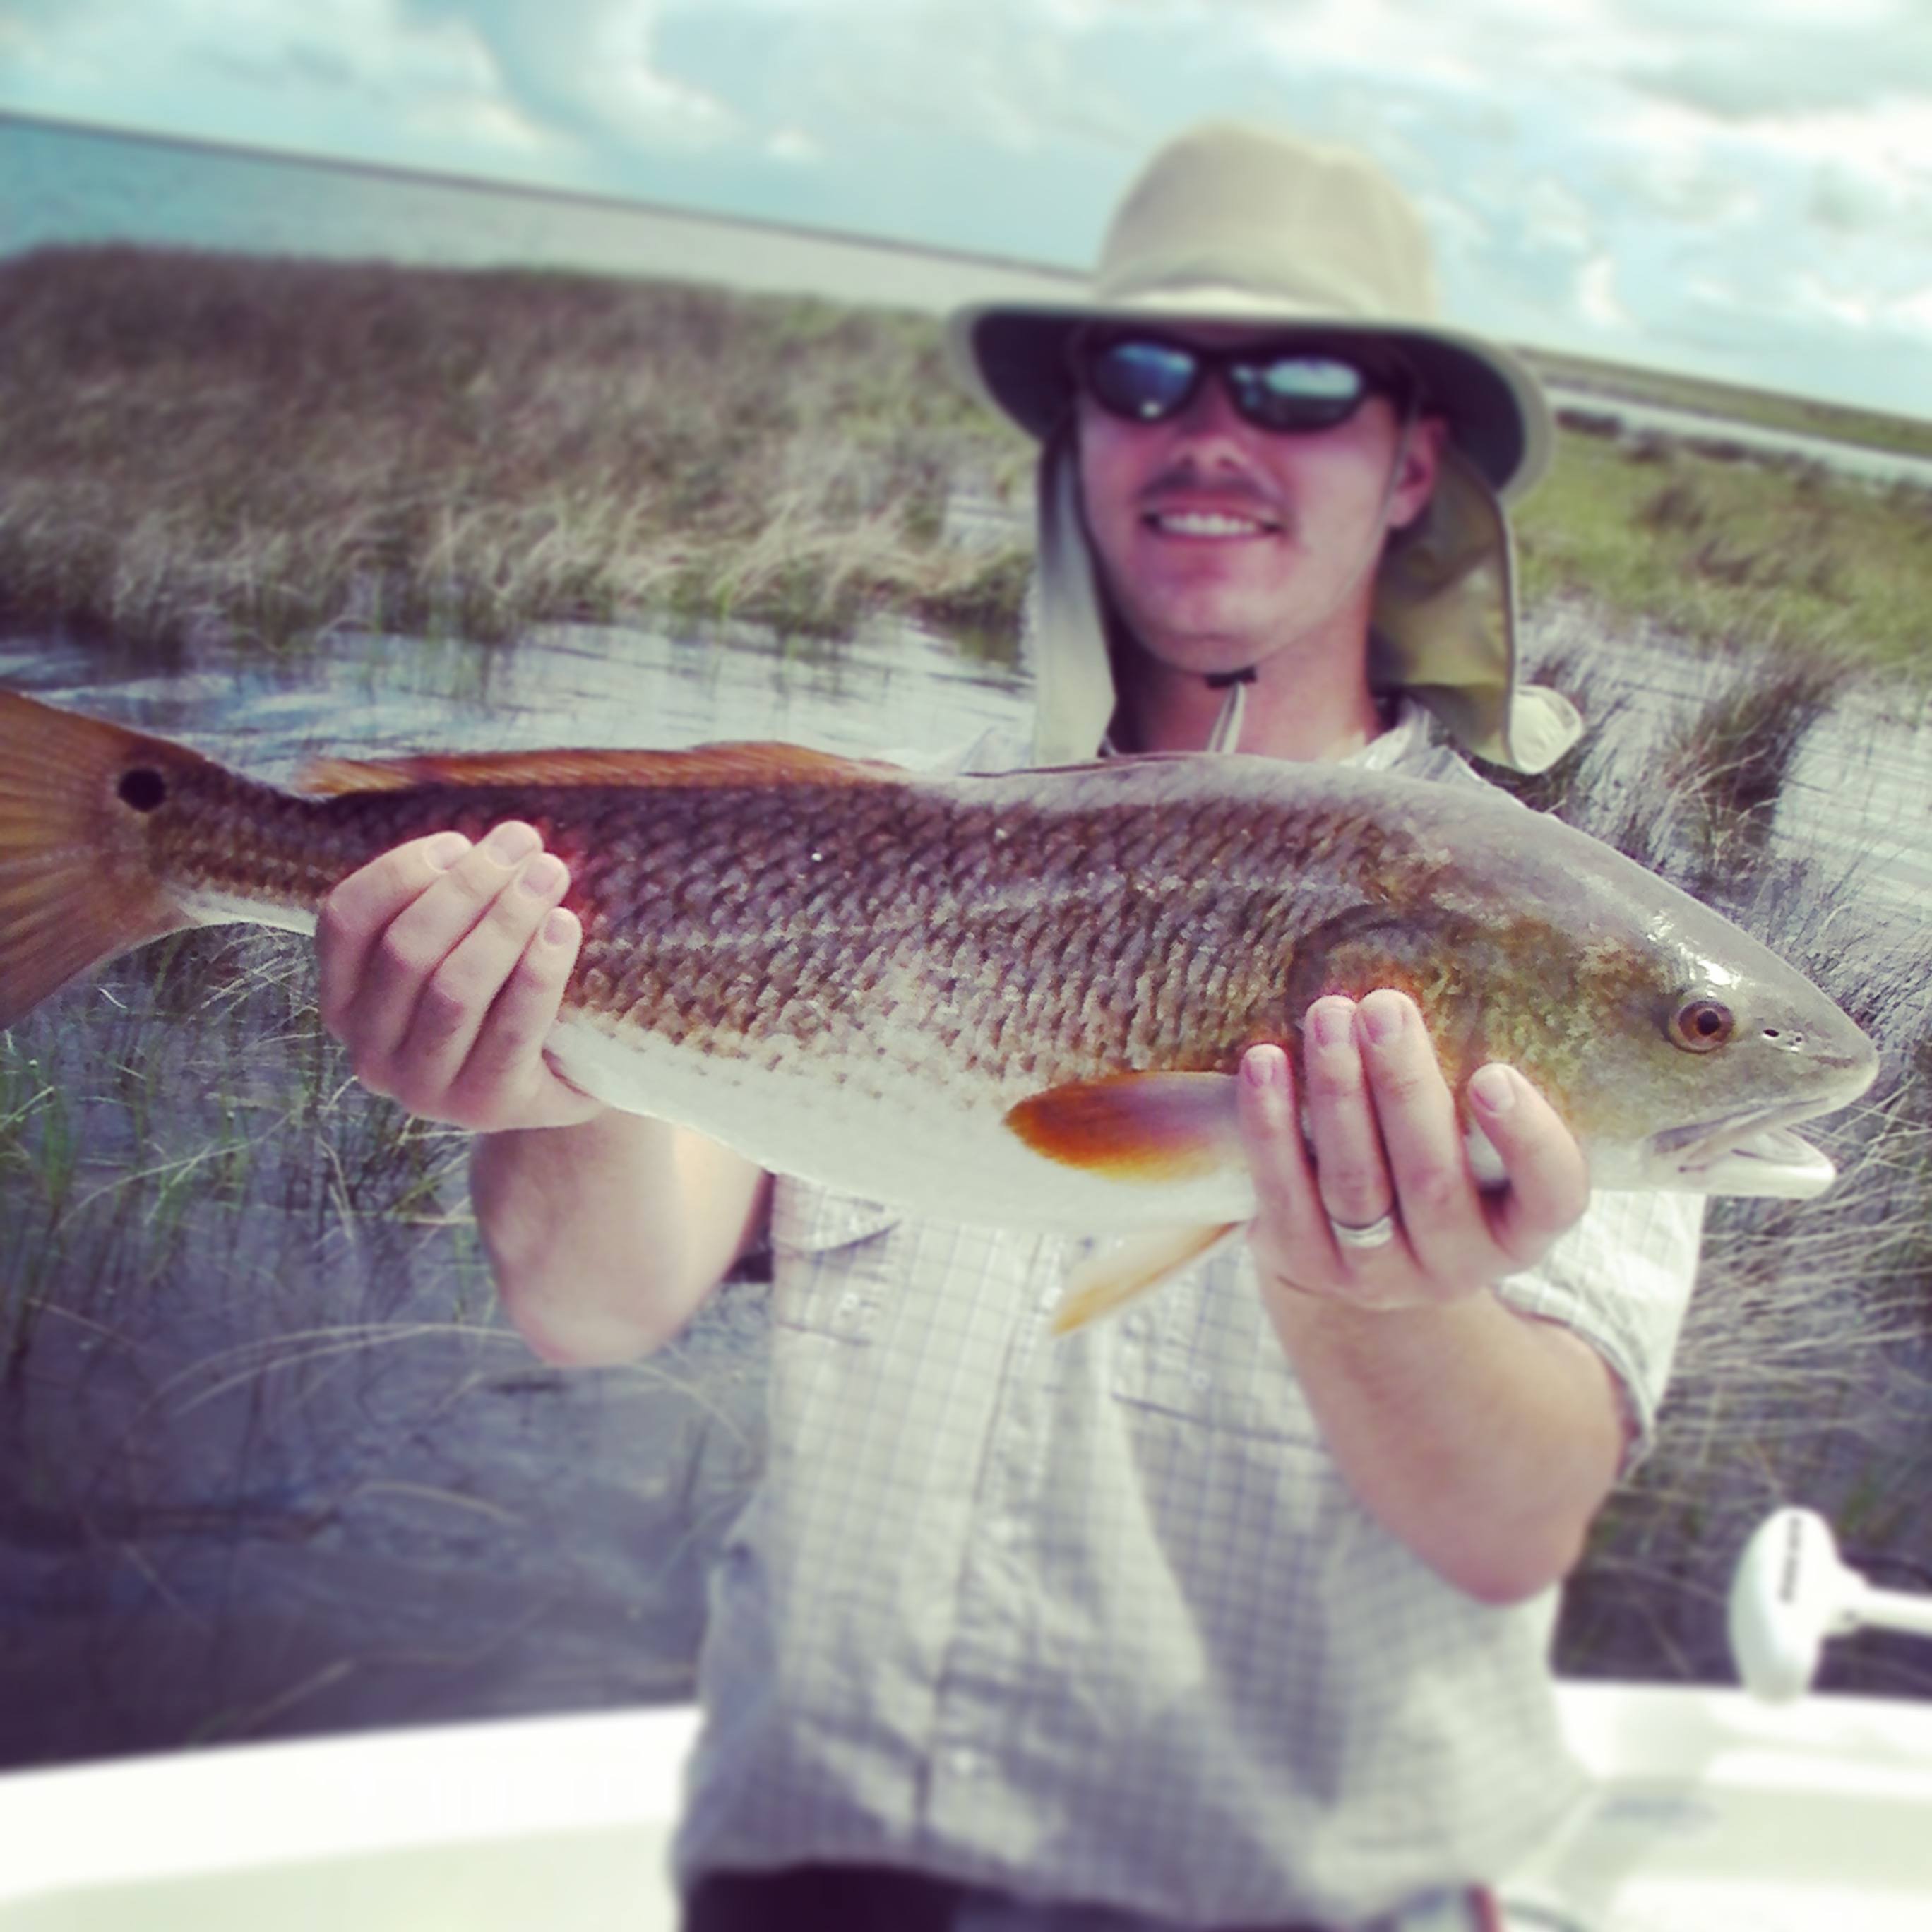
[0,689,1877,1326]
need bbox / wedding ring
[1328,1209,1398,1251]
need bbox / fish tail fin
[0,690,195,1027]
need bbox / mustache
[1135,464,1293,527]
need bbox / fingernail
[1470,1064,1517,1114]
[1306,999,1354,1049]
[1243,1044,1286,1090]
[518,853,567,898]
[425,833,469,871]
[541,909,578,948]
[1357,993,1407,1044]
[484,821,540,864]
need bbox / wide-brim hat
[948,121,1552,502]
[944,122,1580,773]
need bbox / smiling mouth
[1143,507,1280,539]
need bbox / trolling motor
[1728,1507,1932,1703]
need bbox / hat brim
[947,297,1552,503]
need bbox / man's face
[1075,326,1443,680]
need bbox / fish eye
[117,767,167,813]
[1671,998,1734,1052]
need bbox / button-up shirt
[674,709,1704,1926]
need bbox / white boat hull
[1,1683,1929,1930]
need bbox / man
[316,125,1700,1931]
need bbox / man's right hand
[316,821,607,1133]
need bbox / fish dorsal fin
[1004,1071,1246,1181]
[296,741,910,797]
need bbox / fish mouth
[1650,1097,1854,1198]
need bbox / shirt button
[948,1747,984,1779]
[837,1292,861,1316]
[1190,1368,1211,1393]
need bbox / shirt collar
[1097,695,1434,767]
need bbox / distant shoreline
[8,107,1931,464]
[0,105,1085,317]
[0,105,1088,281]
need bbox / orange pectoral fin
[1003,1072,1245,1182]
[296,741,910,796]
[1051,1222,1248,1335]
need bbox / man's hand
[1238,986,1621,1601]
[1239,988,1590,1311]
[316,821,607,1133]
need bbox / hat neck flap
[1369,444,1580,773]
[1028,434,1580,775]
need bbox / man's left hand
[1239,988,1590,1312]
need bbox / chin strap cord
[1205,674,1251,755]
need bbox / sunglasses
[1072,332,1410,434]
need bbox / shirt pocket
[1107,1255,1322,1445]
[769,1176,902,1345]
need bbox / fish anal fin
[297,741,909,797]
[1004,1072,1244,1181]
[1051,1222,1246,1335]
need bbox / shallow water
[0,613,1032,774]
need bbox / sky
[3,0,1931,418]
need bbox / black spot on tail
[118,768,167,813]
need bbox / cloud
[5,0,1932,412]
[1808,158,1905,237]
[764,125,821,165]
[1794,268,1932,341]
[1891,285,1932,337]
[1520,176,1597,254]
[402,0,734,148]
[1622,5,1932,122]
[1577,254,1635,330]
[0,0,559,159]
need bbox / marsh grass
[1640,652,1852,894]
[1515,430,1932,672]
[0,246,1036,662]
[0,930,482,1367]
[8,246,1932,681]
[1497,635,1932,1687]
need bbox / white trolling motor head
[1729,1507,1932,1703]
